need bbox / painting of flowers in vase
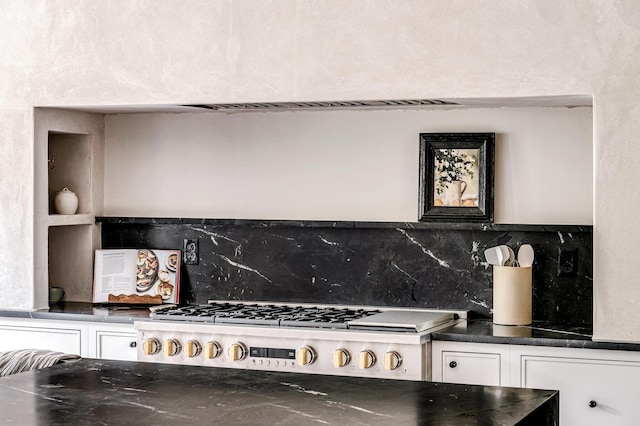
[433,148,479,207]
[419,133,494,222]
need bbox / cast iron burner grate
[151,302,382,329]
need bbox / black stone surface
[0,358,558,425]
[433,320,640,351]
[6,306,640,353]
[99,217,593,325]
[0,302,151,324]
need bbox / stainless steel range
[135,301,465,381]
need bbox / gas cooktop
[151,302,381,328]
[150,301,458,332]
[138,301,466,381]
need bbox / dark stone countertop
[0,358,558,425]
[2,304,640,351]
[0,302,151,324]
[433,320,640,351]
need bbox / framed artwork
[419,133,495,222]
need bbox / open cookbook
[93,249,180,304]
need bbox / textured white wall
[104,107,593,224]
[0,1,638,342]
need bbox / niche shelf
[47,131,93,224]
[48,213,95,227]
[48,225,97,302]
[35,109,104,307]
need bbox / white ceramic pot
[443,180,467,206]
[54,187,78,215]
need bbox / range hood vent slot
[183,99,459,112]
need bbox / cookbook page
[93,249,180,304]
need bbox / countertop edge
[2,309,640,352]
[0,304,150,325]
[431,321,640,352]
[430,332,640,351]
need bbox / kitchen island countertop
[0,358,557,425]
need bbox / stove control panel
[136,322,430,381]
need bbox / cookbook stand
[107,294,163,305]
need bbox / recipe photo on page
[93,248,181,304]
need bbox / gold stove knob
[142,338,161,356]
[185,340,202,357]
[228,342,247,361]
[332,348,351,368]
[205,341,222,359]
[384,351,402,370]
[296,346,316,366]
[359,350,376,369]
[164,339,182,357]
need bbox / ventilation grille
[183,99,459,111]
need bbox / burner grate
[151,302,382,329]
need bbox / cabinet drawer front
[95,331,137,361]
[442,351,501,386]
[522,356,640,425]
[0,325,82,355]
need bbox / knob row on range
[290,347,402,370]
[293,346,403,370]
[144,338,230,359]
[143,338,403,370]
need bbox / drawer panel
[0,325,82,355]
[522,355,640,425]
[442,351,501,386]
[95,331,137,361]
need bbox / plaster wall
[104,107,592,224]
[0,1,638,342]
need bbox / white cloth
[0,349,80,377]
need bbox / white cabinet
[432,341,510,386]
[0,318,136,361]
[91,325,137,361]
[0,319,84,355]
[441,351,501,386]
[432,340,640,426]
[515,345,640,426]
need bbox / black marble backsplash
[98,218,593,325]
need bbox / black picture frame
[419,133,495,222]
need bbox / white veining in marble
[396,229,450,268]
[214,253,272,283]
[319,236,340,247]
[188,226,241,246]
[280,382,328,396]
